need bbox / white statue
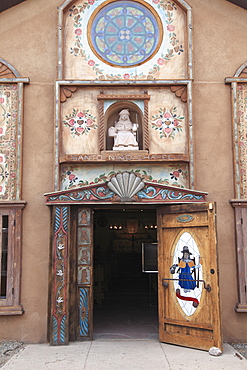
[108,109,139,151]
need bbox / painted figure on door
[108,109,139,151]
[170,246,201,292]
[170,245,202,308]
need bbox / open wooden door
[157,202,222,351]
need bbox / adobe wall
[0,0,60,342]
[0,0,246,342]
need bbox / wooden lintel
[0,201,27,209]
[59,152,189,163]
[97,94,150,100]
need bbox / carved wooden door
[75,208,93,340]
[157,203,222,351]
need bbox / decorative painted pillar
[50,206,70,345]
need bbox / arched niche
[97,92,150,152]
[105,101,143,151]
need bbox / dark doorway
[93,208,158,340]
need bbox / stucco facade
[0,0,246,344]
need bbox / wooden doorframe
[46,188,209,345]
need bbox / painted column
[50,206,70,345]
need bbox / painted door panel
[77,208,93,340]
[157,203,222,351]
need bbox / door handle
[162,278,211,292]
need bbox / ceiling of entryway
[0,0,26,13]
[226,0,247,9]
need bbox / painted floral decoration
[151,107,184,139]
[237,84,247,197]
[63,108,97,136]
[61,167,188,190]
[69,0,183,80]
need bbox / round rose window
[88,0,162,67]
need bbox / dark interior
[93,208,158,340]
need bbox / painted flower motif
[123,73,130,79]
[88,0,95,4]
[77,112,85,118]
[155,119,163,127]
[170,169,182,180]
[157,58,165,65]
[86,119,93,126]
[152,0,160,3]
[0,186,3,193]
[68,119,75,126]
[63,108,97,137]
[152,107,184,139]
[0,128,3,135]
[167,24,175,32]
[76,126,85,134]
[0,97,4,104]
[164,112,171,118]
[88,60,95,66]
[69,174,76,181]
[75,28,82,35]
[164,127,172,134]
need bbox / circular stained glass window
[88,0,163,67]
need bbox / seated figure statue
[108,109,139,151]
